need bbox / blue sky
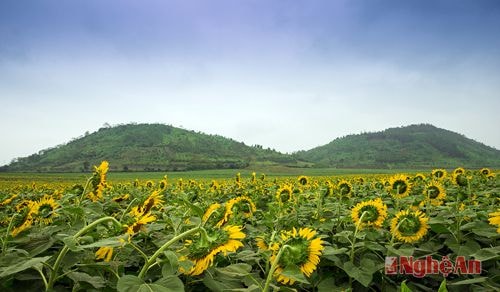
[1,0,500,165]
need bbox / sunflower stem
[1,214,16,255]
[350,211,368,263]
[263,244,291,292]
[138,225,201,279]
[78,176,94,205]
[46,216,121,291]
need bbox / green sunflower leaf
[0,256,51,278]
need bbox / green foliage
[3,123,297,172]
[295,124,500,168]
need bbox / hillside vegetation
[2,124,298,172]
[294,124,500,168]
[2,123,499,172]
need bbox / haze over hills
[294,124,500,168]
[1,123,499,172]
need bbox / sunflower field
[0,162,499,291]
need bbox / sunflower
[337,180,353,197]
[271,227,324,285]
[388,174,411,199]
[224,196,256,222]
[202,203,226,227]
[180,225,245,276]
[390,210,429,243]
[95,246,114,262]
[351,198,388,229]
[431,169,447,180]
[479,168,491,176]
[298,176,309,186]
[112,194,130,203]
[125,208,156,238]
[255,235,279,252]
[452,172,469,187]
[276,185,294,204]
[32,195,59,225]
[145,180,155,188]
[423,182,446,205]
[158,179,168,191]
[88,161,109,202]
[453,167,466,176]
[140,190,163,213]
[413,173,426,182]
[0,194,17,207]
[488,210,500,233]
[10,201,36,237]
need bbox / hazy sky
[1,0,500,166]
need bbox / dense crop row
[0,163,498,291]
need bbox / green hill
[294,124,500,168]
[2,123,298,172]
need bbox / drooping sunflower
[388,174,411,199]
[413,173,426,182]
[158,179,168,191]
[180,225,245,276]
[488,210,500,234]
[276,185,294,205]
[351,198,388,229]
[11,201,36,237]
[452,172,469,187]
[297,176,309,186]
[95,246,114,262]
[112,194,130,203]
[271,227,324,285]
[140,190,164,213]
[32,195,59,225]
[145,180,155,188]
[479,168,491,176]
[423,182,446,206]
[88,161,109,202]
[202,203,226,227]
[390,210,429,243]
[337,180,353,197]
[431,169,447,180]
[453,167,466,176]
[125,207,156,238]
[0,194,18,207]
[224,196,257,222]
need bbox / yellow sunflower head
[33,195,59,225]
[271,227,324,285]
[141,190,164,213]
[11,202,35,237]
[453,167,466,176]
[225,196,257,221]
[480,168,491,176]
[390,209,429,243]
[337,180,353,197]
[388,174,411,199]
[431,169,447,180]
[125,209,156,238]
[145,180,155,188]
[488,210,500,234]
[351,198,388,229]
[297,176,309,186]
[276,185,294,204]
[413,173,426,182]
[452,172,469,187]
[202,203,226,227]
[180,225,245,276]
[423,182,446,206]
[158,179,168,191]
